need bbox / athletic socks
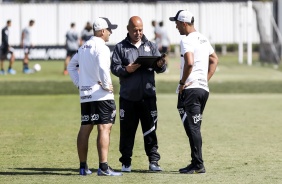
[23,63,29,69]
[80,162,86,169]
[99,162,108,171]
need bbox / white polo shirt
[179,31,214,92]
[68,36,114,103]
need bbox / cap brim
[108,24,118,30]
[169,17,176,21]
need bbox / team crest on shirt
[144,45,150,52]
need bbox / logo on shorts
[91,114,99,121]
[178,108,185,115]
[151,110,157,117]
[81,115,89,122]
[120,109,124,118]
[192,114,202,124]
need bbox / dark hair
[30,20,35,24]
[188,17,194,25]
[7,20,11,24]
[71,23,75,27]
[159,21,163,27]
[85,22,92,31]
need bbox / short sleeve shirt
[179,32,214,92]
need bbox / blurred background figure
[80,22,93,46]
[151,20,161,49]
[158,21,170,72]
[64,22,79,75]
[21,19,35,74]
[0,20,16,75]
[158,21,170,54]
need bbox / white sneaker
[149,162,162,171]
[121,164,131,172]
[85,169,92,175]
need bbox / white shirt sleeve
[183,36,194,54]
[67,53,79,88]
[208,41,215,55]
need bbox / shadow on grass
[0,168,179,175]
[0,168,78,176]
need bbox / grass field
[0,53,282,183]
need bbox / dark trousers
[177,88,209,168]
[119,97,160,166]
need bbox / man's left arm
[207,52,218,81]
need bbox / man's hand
[157,59,166,68]
[178,82,192,94]
[126,63,140,73]
[157,53,167,68]
[98,81,113,92]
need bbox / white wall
[0,1,273,46]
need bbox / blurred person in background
[111,16,167,172]
[158,21,170,72]
[21,19,35,74]
[80,22,93,46]
[0,20,16,75]
[151,20,161,49]
[68,17,122,176]
[169,10,218,174]
[64,23,79,75]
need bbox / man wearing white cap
[169,10,218,174]
[68,17,122,176]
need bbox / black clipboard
[134,56,161,68]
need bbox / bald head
[127,16,143,44]
[128,16,143,27]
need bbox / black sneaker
[179,164,206,174]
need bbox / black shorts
[80,100,116,125]
[66,50,77,57]
[23,46,31,54]
[0,47,12,59]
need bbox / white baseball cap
[169,10,194,24]
[93,17,118,31]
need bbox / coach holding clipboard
[111,16,167,172]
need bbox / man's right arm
[67,53,79,88]
[110,46,131,77]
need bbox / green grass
[1,53,282,95]
[0,94,281,183]
[1,53,282,183]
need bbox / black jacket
[111,34,166,101]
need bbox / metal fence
[0,1,273,46]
